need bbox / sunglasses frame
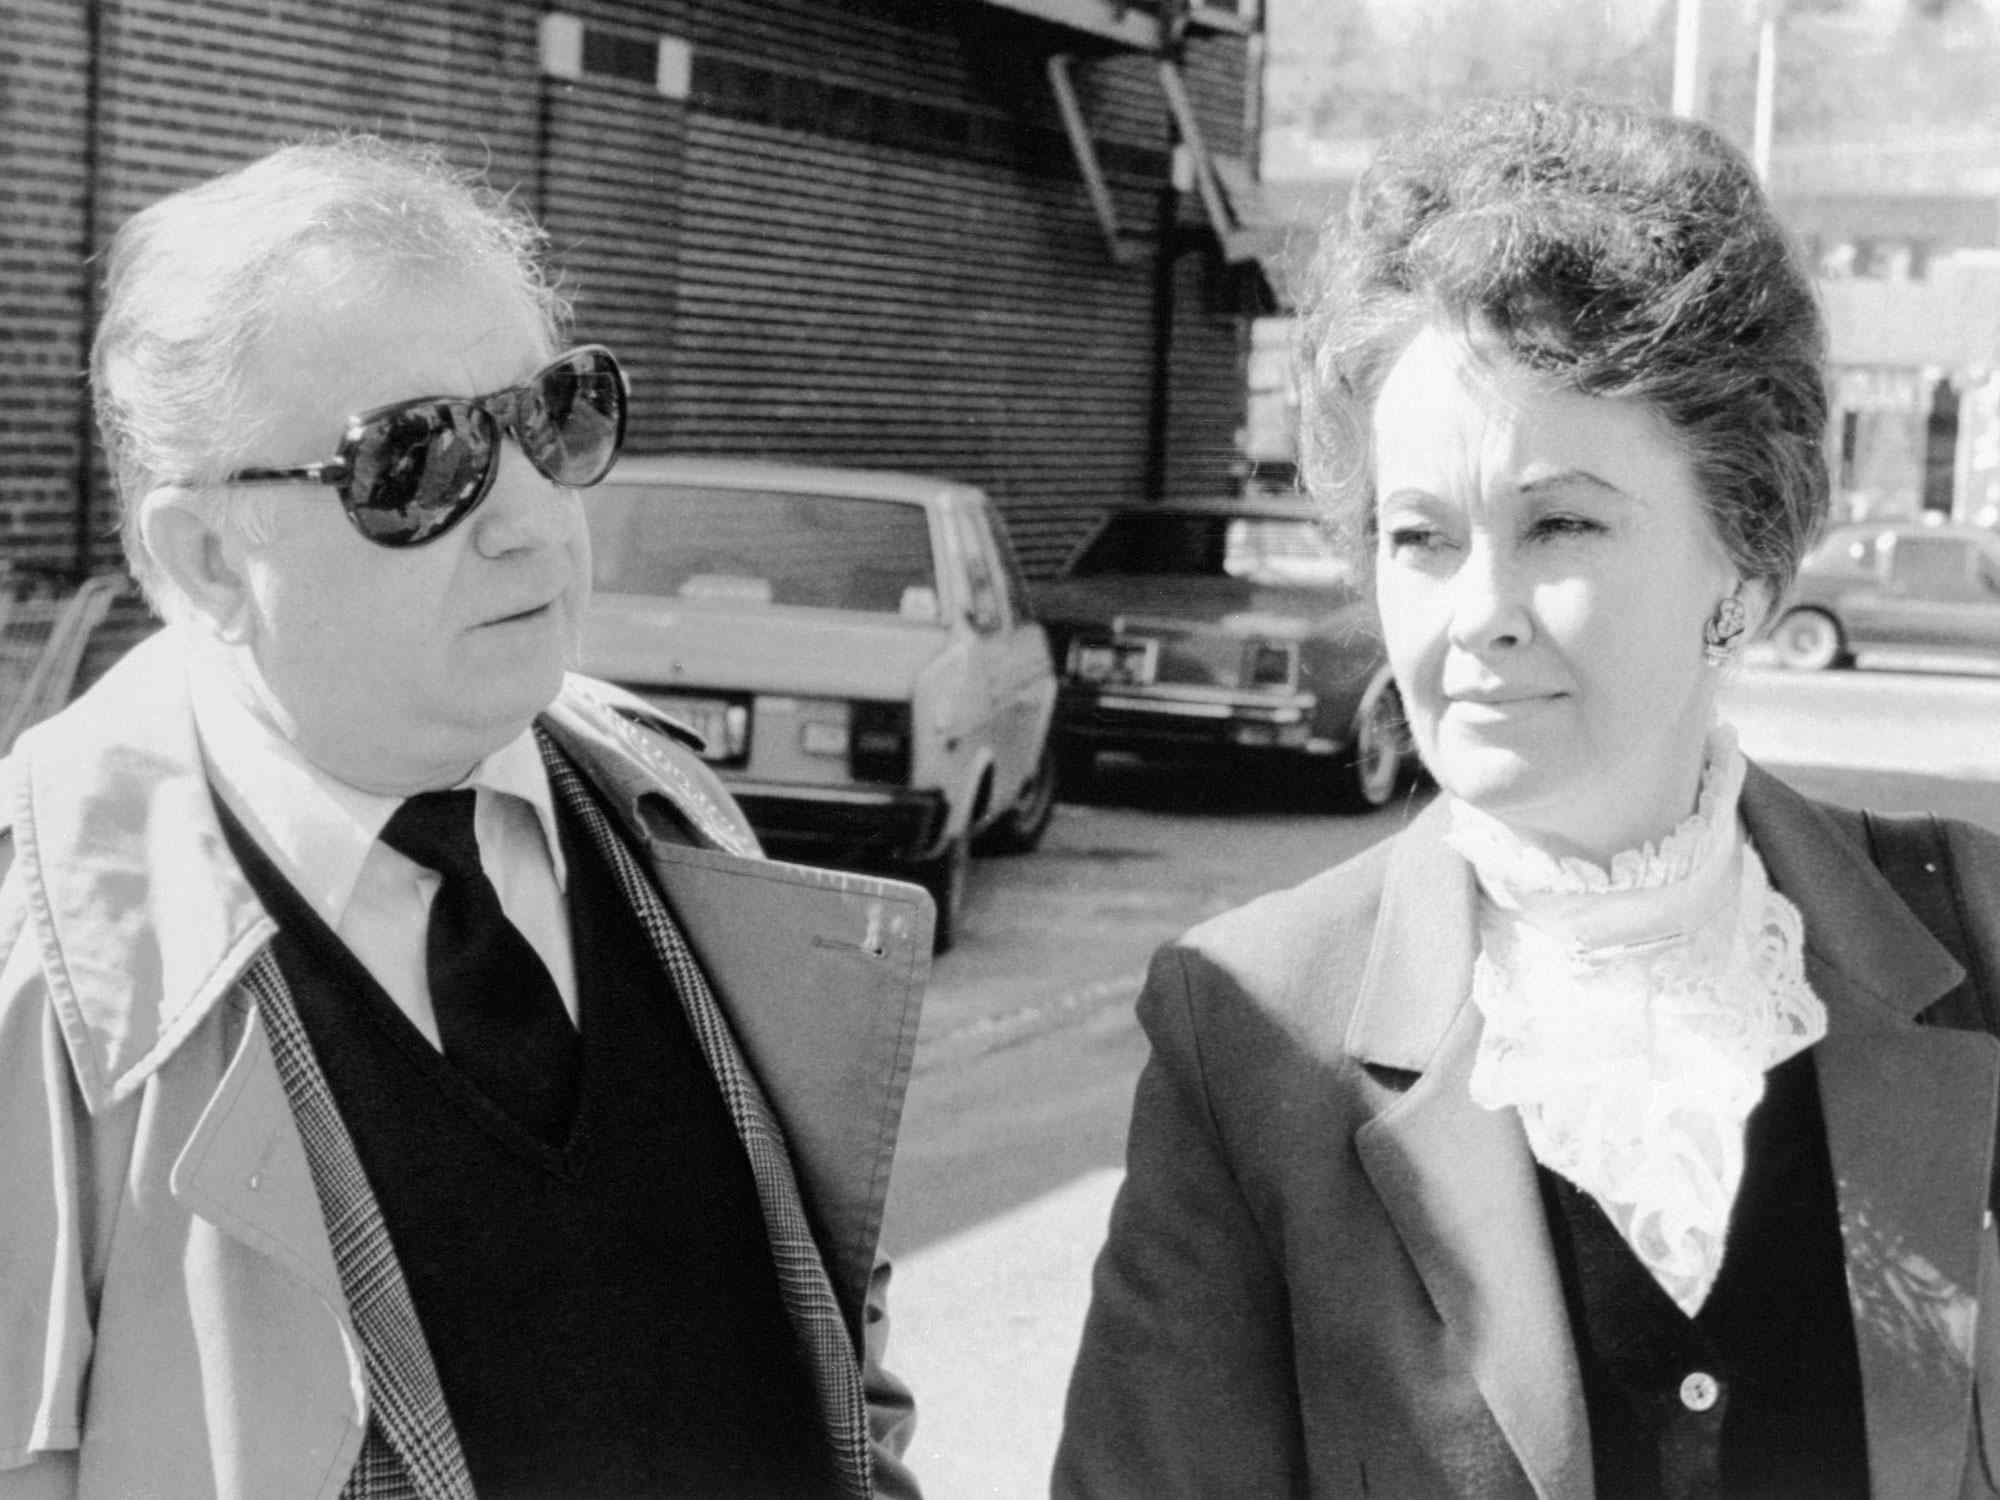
[226,344,628,548]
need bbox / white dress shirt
[187,644,578,1049]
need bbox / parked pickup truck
[580,456,1059,950]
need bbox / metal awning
[973,0,1158,46]
[990,1,1282,277]
[967,0,1255,48]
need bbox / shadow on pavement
[1063,750,1423,819]
[882,1007,1146,1259]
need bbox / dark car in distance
[1032,498,1412,808]
[1772,519,2000,670]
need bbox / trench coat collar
[7,629,274,1115]
[4,631,772,1117]
[1347,763,1994,1500]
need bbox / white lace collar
[1444,727,1829,1315]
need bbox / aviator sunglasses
[226,345,628,548]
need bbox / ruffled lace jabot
[1445,727,1828,1315]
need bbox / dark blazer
[1055,763,2000,1499]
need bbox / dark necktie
[379,789,580,1141]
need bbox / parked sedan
[580,457,1059,950]
[1033,499,1412,808]
[1772,519,2000,670]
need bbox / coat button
[1679,1371,1720,1412]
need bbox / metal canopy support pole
[71,0,105,584]
[1047,54,1139,266]
[1143,6,1185,504]
[1142,175,1177,504]
[1157,58,1249,261]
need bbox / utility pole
[1751,4,1780,182]
[1671,0,1712,120]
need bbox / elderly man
[0,137,927,1499]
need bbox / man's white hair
[92,134,570,619]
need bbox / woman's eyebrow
[1515,469,1631,501]
[1375,486,1439,508]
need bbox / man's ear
[138,486,255,639]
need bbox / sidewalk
[894,1169,1121,1498]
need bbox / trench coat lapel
[170,992,349,1325]
[539,742,922,1500]
[533,718,929,1340]
[1740,765,2000,1500]
[1349,799,1594,1500]
[178,953,476,1500]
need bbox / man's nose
[472,441,569,554]
[1445,541,1531,652]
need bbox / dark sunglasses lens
[518,349,624,488]
[345,403,495,546]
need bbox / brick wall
[5,0,1256,615]
[2,0,94,574]
[6,0,544,588]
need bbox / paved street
[878,663,2000,1499]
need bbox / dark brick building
[3,0,1267,598]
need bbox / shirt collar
[1442,724,1747,955]
[186,642,566,931]
[478,722,570,892]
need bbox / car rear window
[1890,534,1975,596]
[589,483,940,617]
[1806,529,1881,574]
[1068,514,1351,589]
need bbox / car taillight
[850,701,912,784]
[1244,640,1298,691]
[716,703,751,759]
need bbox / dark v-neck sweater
[1537,1048,1870,1499]
[220,788,837,1499]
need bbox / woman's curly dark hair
[1294,95,1829,597]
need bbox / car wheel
[1337,672,1408,811]
[912,832,969,954]
[974,742,1058,855]
[1772,607,1846,671]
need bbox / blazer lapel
[1818,1023,1998,1500]
[1347,768,2000,1500]
[1349,802,1593,1500]
[1742,767,2000,1500]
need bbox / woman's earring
[1702,590,1749,666]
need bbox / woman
[1054,96,2000,1499]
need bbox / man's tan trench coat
[1057,763,2000,1499]
[0,631,929,1499]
